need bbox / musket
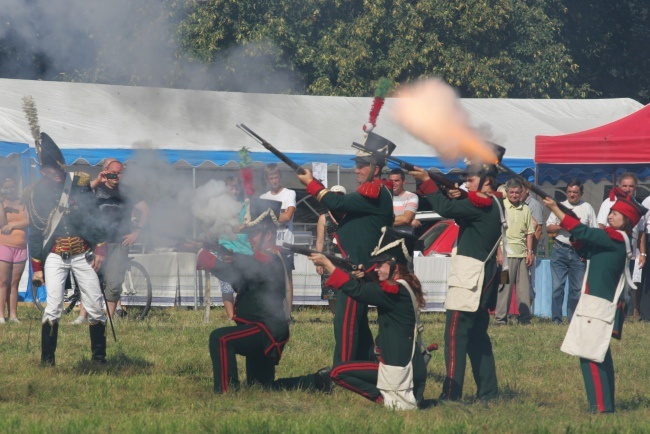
[283,243,360,271]
[350,143,467,199]
[497,163,579,219]
[237,124,307,175]
[283,242,380,283]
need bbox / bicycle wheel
[121,260,152,320]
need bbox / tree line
[0,0,647,102]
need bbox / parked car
[417,219,459,256]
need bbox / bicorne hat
[369,226,418,265]
[241,198,282,232]
[352,132,397,166]
[37,132,66,170]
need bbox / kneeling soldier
[199,199,290,393]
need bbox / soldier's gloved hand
[32,271,44,287]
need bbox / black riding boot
[41,321,59,366]
[89,322,107,364]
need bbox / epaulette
[604,227,625,243]
[74,172,91,187]
[357,180,382,199]
[379,281,399,294]
[467,191,493,208]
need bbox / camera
[105,173,119,179]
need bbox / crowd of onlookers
[4,160,649,325]
[386,169,650,325]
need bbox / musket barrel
[237,124,306,175]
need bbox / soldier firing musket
[350,142,468,199]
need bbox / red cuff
[31,259,43,273]
[306,179,326,197]
[94,243,108,257]
[560,214,580,231]
[417,179,439,195]
[196,249,217,270]
[324,267,350,289]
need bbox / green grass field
[1,305,649,433]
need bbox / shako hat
[352,132,396,166]
[462,143,505,178]
[37,132,66,170]
[369,226,418,265]
[611,193,648,226]
[241,198,282,232]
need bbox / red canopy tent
[536,104,650,164]
[535,104,650,183]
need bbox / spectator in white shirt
[260,164,296,321]
[596,172,639,316]
[388,169,419,235]
[546,180,598,324]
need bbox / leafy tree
[559,0,649,102]
[177,0,590,97]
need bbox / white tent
[0,78,643,175]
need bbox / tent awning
[535,104,650,183]
[0,78,643,174]
[536,104,650,164]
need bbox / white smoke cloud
[1,0,303,92]
[191,179,241,239]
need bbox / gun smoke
[1,0,304,93]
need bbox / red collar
[467,191,493,208]
[379,281,399,294]
[604,227,626,242]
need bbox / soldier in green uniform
[409,146,505,402]
[199,199,290,393]
[310,227,427,408]
[543,192,645,413]
[296,132,395,367]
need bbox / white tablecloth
[127,252,199,307]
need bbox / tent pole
[337,166,340,185]
[192,167,197,311]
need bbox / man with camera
[93,160,149,319]
[75,159,149,322]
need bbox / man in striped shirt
[389,169,419,234]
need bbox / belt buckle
[60,251,70,260]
